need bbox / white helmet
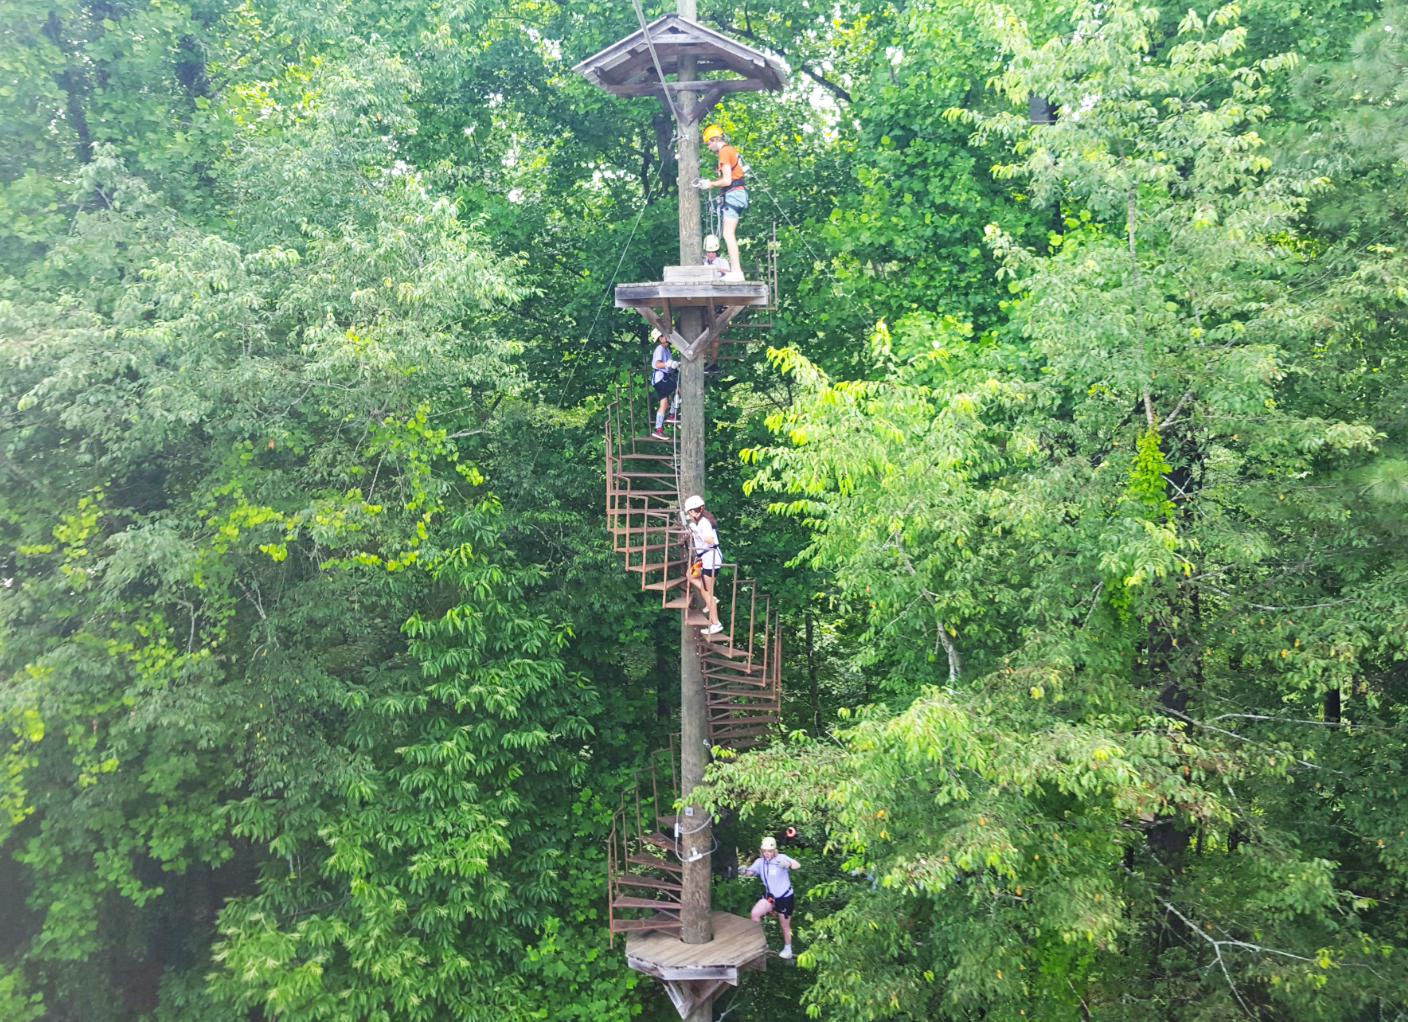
[760,836,778,852]
[684,495,705,512]
[704,234,721,252]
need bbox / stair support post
[674,41,715,974]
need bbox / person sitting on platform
[696,125,747,282]
[650,332,679,441]
[744,836,798,959]
[701,235,731,371]
[703,234,731,278]
[683,495,724,634]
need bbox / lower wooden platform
[625,911,768,1018]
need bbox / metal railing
[603,372,785,752]
[607,743,684,944]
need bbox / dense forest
[2,0,1407,1019]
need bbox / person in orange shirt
[696,125,747,282]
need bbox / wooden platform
[625,910,767,979]
[616,280,770,308]
[626,911,768,1019]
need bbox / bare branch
[1159,389,1194,429]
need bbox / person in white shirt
[701,236,731,370]
[683,495,723,634]
[650,333,679,440]
[703,234,731,278]
[743,836,799,958]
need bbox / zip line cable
[742,167,843,287]
[555,195,651,410]
[632,0,683,130]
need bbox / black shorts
[767,893,794,918]
[653,378,676,400]
[700,567,717,578]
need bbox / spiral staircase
[603,374,783,941]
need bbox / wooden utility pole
[672,10,715,1022]
[673,0,714,965]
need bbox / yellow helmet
[702,124,724,142]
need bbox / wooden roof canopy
[572,14,789,119]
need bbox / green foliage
[4,0,1408,1019]
[714,0,1408,1019]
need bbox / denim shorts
[722,187,749,219]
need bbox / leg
[778,911,792,945]
[722,214,741,278]
[656,396,668,432]
[750,898,773,923]
[702,572,720,627]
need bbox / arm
[783,855,801,870]
[697,150,733,189]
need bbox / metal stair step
[615,875,683,893]
[626,853,683,872]
[613,896,684,911]
[610,918,683,934]
[706,686,774,697]
[640,832,679,852]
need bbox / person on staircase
[696,125,747,282]
[744,836,799,958]
[650,331,679,441]
[683,495,724,635]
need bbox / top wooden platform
[625,910,767,981]
[616,280,770,308]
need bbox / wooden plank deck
[625,911,766,973]
[615,281,770,308]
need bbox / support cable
[742,167,842,286]
[632,0,684,129]
[566,197,650,407]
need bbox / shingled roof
[572,14,789,106]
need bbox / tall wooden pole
[672,12,715,1022]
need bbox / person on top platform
[650,331,679,441]
[743,836,799,959]
[683,495,724,634]
[696,125,747,282]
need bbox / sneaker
[707,623,724,634]
[780,946,793,959]
[721,270,745,283]
[650,429,667,441]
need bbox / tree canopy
[2,1,1406,1021]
